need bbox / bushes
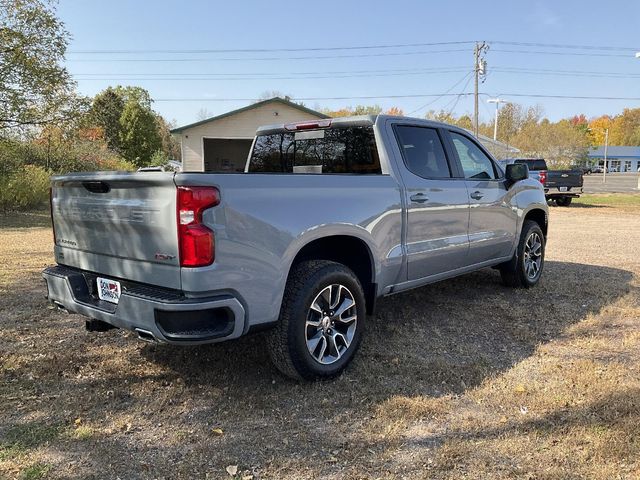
[0,134,136,212]
[0,165,51,211]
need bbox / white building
[588,146,640,172]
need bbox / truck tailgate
[545,170,583,188]
[50,172,181,290]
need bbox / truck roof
[255,114,462,136]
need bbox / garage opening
[203,138,253,172]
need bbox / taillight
[177,186,220,267]
[49,187,57,245]
[538,170,547,185]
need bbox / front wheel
[266,260,366,380]
[499,220,545,288]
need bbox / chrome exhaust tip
[134,328,158,343]
[53,301,68,313]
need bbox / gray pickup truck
[43,115,548,380]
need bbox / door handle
[410,193,429,203]
[470,191,484,200]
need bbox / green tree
[0,0,82,133]
[155,114,181,160]
[118,100,162,167]
[88,87,125,152]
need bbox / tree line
[0,0,180,210]
[3,0,640,210]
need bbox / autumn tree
[587,115,613,146]
[0,0,83,133]
[385,107,404,116]
[610,108,640,145]
[155,115,181,161]
[511,119,590,167]
[320,105,383,117]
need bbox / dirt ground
[1,202,639,480]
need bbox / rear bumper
[544,186,583,197]
[42,265,246,345]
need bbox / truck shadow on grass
[141,260,632,397]
[0,260,634,479]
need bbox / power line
[446,74,475,116]
[68,41,476,54]
[70,66,469,76]
[152,93,476,102]
[71,67,470,81]
[65,48,471,62]
[407,71,474,115]
[69,65,640,80]
[490,41,639,52]
[481,93,640,101]
[492,67,640,78]
[67,40,640,55]
[71,71,469,81]
[148,92,640,103]
[492,48,631,58]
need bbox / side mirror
[505,163,528,186]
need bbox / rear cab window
[248,125,381,174]
[514,159,547,171]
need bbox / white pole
[493,102,499,141]
[603,128,609,183]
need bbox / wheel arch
[286,233,378,315]
[523,207,548,238]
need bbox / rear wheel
[499,220,545,288]
[556,196,573,207]
[266,260,365,380]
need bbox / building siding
[179,102,326,171]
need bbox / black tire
[499,220,545,288]
[266,260,366,380]
[556,196,572,207]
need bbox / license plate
[559,187,568,192]
[97,277,121,304]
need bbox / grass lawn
[1,205,639,479]
[574,193,640,208]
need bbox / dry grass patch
[1,205,639,479]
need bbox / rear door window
[248,126,381,174]
[394,125,452,179]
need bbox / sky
[57,0,640,127]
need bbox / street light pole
[603,128,609,183]
[487,98,505,141]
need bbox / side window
[395,126,451,179]
[450,132,498,180]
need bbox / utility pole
[473,42,488,137]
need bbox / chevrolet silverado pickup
[43,116,548,380]
[502,158,583,206]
